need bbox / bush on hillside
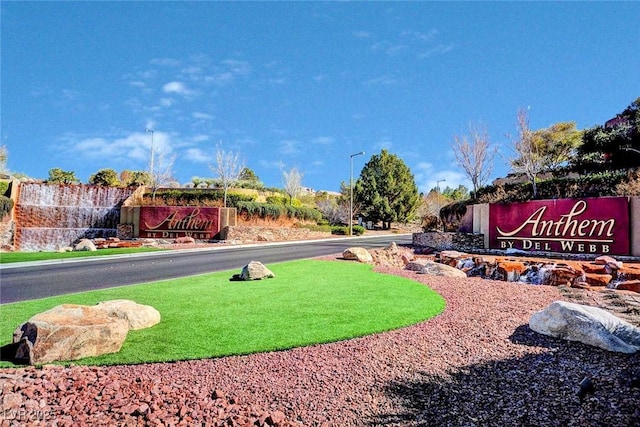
[615,168,640,196]
[474,171,628,203]
[0,195,13,219]
[143,189,256,207]
[0,181,9,197]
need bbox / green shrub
[330,225,365,235]
[331,226,348,235]
[266,195,288,205]
[0,181,9,197]
[331,225,365,235]
[352,225,365,236]
[297,223,332,233]
[0,195,13,218]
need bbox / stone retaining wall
[413,232,485,252]
[222,226,331,243]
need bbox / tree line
[1,97,638,231]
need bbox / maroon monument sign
[489,197,630,255]
[139,207,221,239]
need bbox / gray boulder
[416,260,468,278]
[529,300,640,354]
[239,261,275,281]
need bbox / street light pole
[436,179,445,230]
[146,129,155,178]
[350,151,365,236]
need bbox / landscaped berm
[1,260,445,367]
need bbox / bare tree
[510,108,543,198]
[209,145,244,207]
[316,182,358,225]
[149,147,177,200]
[0,145,8,174]
[282,167,303,205]
[452,122,496,196]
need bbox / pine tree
[354,149,420,229]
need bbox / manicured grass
[0,247,165,264]
[0,260,445,367]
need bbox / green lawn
[0,260,445,367]
[0,247,165,264]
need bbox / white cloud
[192,112,214,120]
[418,42,457,58]
[372,137,393,151]
[370,41,407,56]
[401,29,439,42]
[279,139,301,156]
[364,75,399,86]
[180,66,202,75]
[204,72,234,86]
[311,136,334,145]
[151,57,181,67]
[162,81,192,95]
[353,30,372,39]
[203,59,252,87]
[413,161,470,194]
[184,147,212,164]
[221,59,250,76]
[64,131,173,169]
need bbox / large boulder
[616,280,640,293]
[94,300,161,330]
[496,260,527,282]
[369,242,410,268]
[405,258,433,272]
[240,261,275,281]
[13,304,129,364]
[438,250,468,267]
[342,247,373,263]
[545,264,583,287]
[416,261,468,278]
[529,301,640,354]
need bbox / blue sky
[2,2,639,194]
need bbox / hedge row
[236,202,322,222]
[145,189,257,206]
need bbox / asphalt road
[0,234,412,304]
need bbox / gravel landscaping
[1,263,638,426]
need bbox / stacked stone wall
[413,232,485,252]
